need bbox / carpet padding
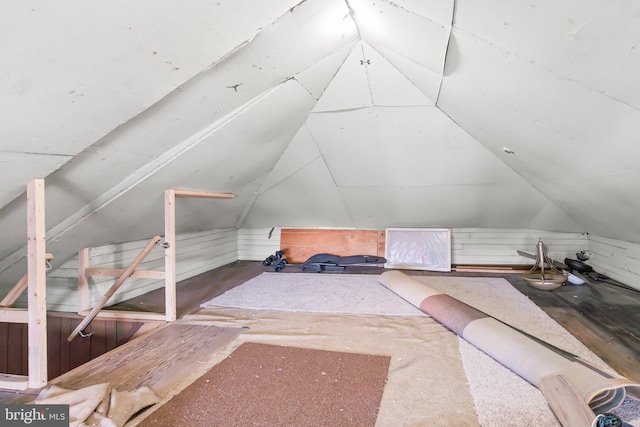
[138,342,390,427]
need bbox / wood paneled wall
[0,315,153,380]
[237,228,281,261]
[451,229,589,265]
[589,235,640,291]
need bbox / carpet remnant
[196,273,640,425]
[138,342,391,427]
[201,272,422,316]
[380,271,640,422]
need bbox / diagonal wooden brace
[0,253,53,308]
[67,236,162,342]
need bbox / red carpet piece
[138,342,391,427]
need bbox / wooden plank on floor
[508,273,640,384]
[544,306,640,383]
[49,322,245,398]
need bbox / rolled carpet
[378,270,640,414]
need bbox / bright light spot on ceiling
[316,3,358,39]
[349,1,389,39]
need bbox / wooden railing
[67,189,235,341]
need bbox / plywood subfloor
[0,321,243,405]
[49,322,244,395]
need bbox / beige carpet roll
[378,270,640,413]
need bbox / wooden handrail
[172,190,235,199]
[68,236,162,342]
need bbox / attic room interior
[1,0,640,426]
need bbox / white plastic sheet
[384,228,451,271]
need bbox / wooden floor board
[49,322,244,399]
[508,272,640,382]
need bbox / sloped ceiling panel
[438,25,640,240]
[454,0,640,110]
[293,43,358,99]
[304,106,583,230]
[2,79,319,284]
[363,43,435,106]
[348,0,453,103]
[244,0,583,232]
[349,0,452,75]
[0,0,300,210]
[307,107,522,186]
[338,184,557,229]
[5,0,640,292]
[258,125,323,193]
[0,0,358,283]
[313,42,373,111]
[370,43,442,104]
[243,157,355,228]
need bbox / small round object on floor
[567,273,585,285]
[596,412,623,427]
[522,273,566,290]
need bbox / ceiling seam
[434,103,588,233]
[253,124,323,195]
[435,0,457,106]
[311,40,362,105]
[344,0,362,39]
[380,0,452,29]
[361,40,438,105]
[360,42,375,106]
[450,26,640,113]
[234,123,323,229]
[305,119,358,227]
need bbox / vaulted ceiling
[1,0,639,283]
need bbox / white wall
[588,235,640,291]
[16,226,636,312]
[17,228,238,312]
[451,228,589,266]
[236,227,640,291]
[237,228,281,262]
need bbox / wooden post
[164,189,177,322]
[67,236,161,342]
[77,248,90,313]
[164,189,235,322]
[27,178,47,388]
